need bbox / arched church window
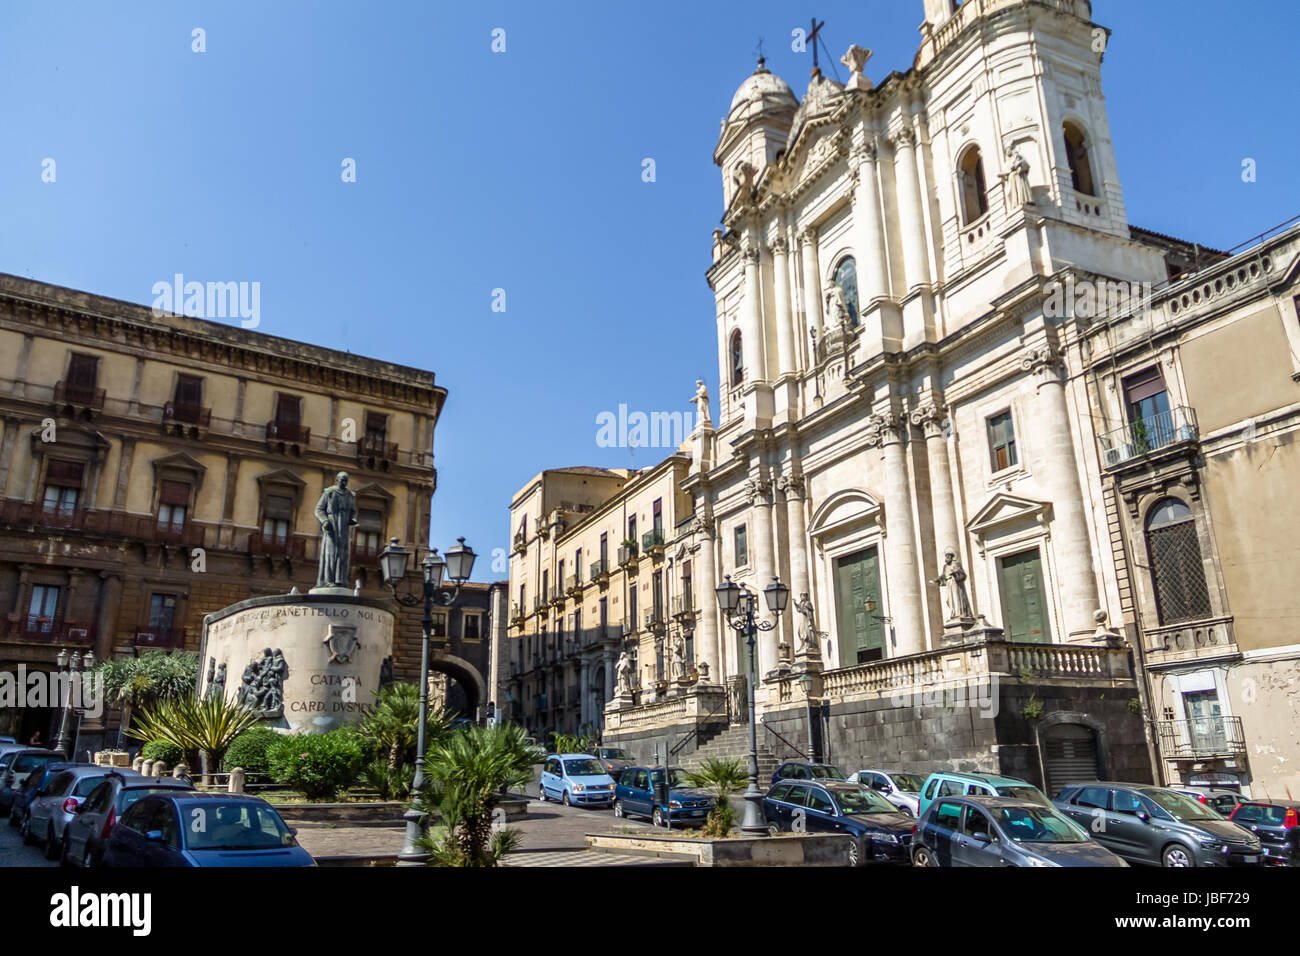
[958,145,988,225]
[730,330,744,386]
[1145,498,1212,625]
[1064,122,1096,196]
[832,256,860,327]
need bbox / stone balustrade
[603,687,725,733]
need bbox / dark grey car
[60,774,195,867]
[1054,782,1262,867]
[912,795,1126,867]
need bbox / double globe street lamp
[378,535,476,866]
[714,573,789,836]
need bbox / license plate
[1242,855,1259,864]
[689,810,704,816]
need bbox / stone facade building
[0,272,447,746]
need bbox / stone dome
[727,60,798,117]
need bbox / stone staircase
[675,722,781,783]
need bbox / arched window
[958,145,988,224]
[730,330,744,386]
[832,256,860,327]
[1145,498,1212,624]
[1063,122,1096,196]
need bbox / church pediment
[787,123,846,184]
[809,488,881,536]
[967,492,1052,537]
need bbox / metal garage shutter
[1042,724,1100,795]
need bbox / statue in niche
[932,548,974,622]
[1004,146,1033,210]
[795,593,820,652]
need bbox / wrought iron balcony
[641,528,666,554]
[617,542,638,568]
[644,609,666,632]
[352,538,383,566]
[548,586,564,607]
[1100,406,1198,469]
[1156,716,1246,759]
[512,530,527,554]
[357,435,398,463]
[671,595,697,622]
[249,531,307,558]
[565,574,581,596]
[532,596,545,614]
[589,559,609,584]
[0,499,207,546]
[265,421,311,445]
[163,401,211,428]
[5,619,94,646]
[53,381,106,412]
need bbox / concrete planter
[586,831,856,866]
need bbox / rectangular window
[263,494,292,544]
[27,585,60,631]
[148,594,178,629]
[432,611,447,638]
[574,548,582,581]
[274,394,301,427]
[573,608,582,644]
[43,459,84,515]
[734,524,749,567]
[67,353,99,388]
[652,498,663,535]
[463,614,481,640]
[356,508,383,556]
[1123,367,1173,448]
[364,411,387,440]
[174,374,203,407]
[627,514,637,543]
[599,532,608,566]
[987,411,1018,472]
[628,585,637,630]
[157,479,190,533]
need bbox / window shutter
[264,494,294,519]
[1123,368,1167,404]
[46,460,84,487]
[159,480,191,505]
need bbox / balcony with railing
[1156,716,1246,759]
[644,608,666,632]
[0,499,208,547]
[163,401,212,430]
[1100,406,1198,469]
[671,594,697,622]
[352,538,383,567]
[5,619,95,646]
[512,529,527,554]
[248,531,308,558]
[357,435,399,464]
[548,586,564,607]
[53,381,106,412]
[565,574,581,597]
[265,421,311,446]
[641,528,665,556]
[135,626,187,649]
[589,559,609,584]
[532,596,545,615]
[617,542,638,569]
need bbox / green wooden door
[998,549,1051,644]
[834,548,884,665]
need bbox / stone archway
[428,650,486,720]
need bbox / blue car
[538,753,615,807]
[763,780,916,865]
[103,792,315,867]
[614,767,714,827]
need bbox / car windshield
[183,802,295,850]
[992,806,1089,843]
[599,749,631,760]
[563,759,604,777]
[997,785,1049,806]
[836,787,897,814]
[1142,789,1222,821]
[889,773,925,792]
[118,787,189,813]
[650,769,692,789]
[810,766,845,780]
[14,754,56,773]
[73,776,111,797]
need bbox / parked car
[538,753,615,807]
[917,771,1050,818]
[523,737,546,761]
[912,794,1126,867]
[63,774,195,868]
[588,747,635,779]
[25,766,140,860]
[1054,782,1262,867]
[0,750,64,815]
[1228,800,1300,866]
[1170,786,1241,816]
[9,761,81,829]
[0,737,15,745]
[613,767,714,827]
[102,792,314,867]
[763,780,915,865]
[770,762,846,786]
[846,770,926,817]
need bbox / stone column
[911,402,961,561]
[578,661,590,728]
[740,240,765,384]
[778,474,811,607]
[747,477,778,676]
[869,412,926,655]
[94,572,123,662]
[892,128,932,291]
[603,649,615,702]
[851,142,889,305]
[1022,346,1101,640]
[0,419,19,498]
[770,237,796,377]
[693,510,721,684]
[798,227,824,343]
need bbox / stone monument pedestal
[940,615,1005,647]
[199,592,395,735]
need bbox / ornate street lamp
[715,574,789,836]
[53,650,84,757]
[378,535,476,866]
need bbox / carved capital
[743,477,772,505]
[769,236,788,256]
[777,473,805,499]
[909,401,948,439]
[741,244,761,265]
[797,226,818,247]
[850,141,878,169]
[865,411,907,448]
[690,508,715,538]
[893,127,917,149]
[1020,345,1065,383]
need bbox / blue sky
[1,1,1297,580]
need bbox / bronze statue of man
[315,471,358,588]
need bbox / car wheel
[848,841,861,867]
[913,847,935,867]
[44,825,60,860]
[537,784,546,802]
[899,806,914,818]
[767,821,780,837]
[652,806,664,828]
[20,817,35,846]
[613,800,625,818]
[1162,843,1195,867]
[562,790,571,807]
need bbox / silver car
[847,770,927,817]
[24,766,139,860]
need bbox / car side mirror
[972,830,992,843]
[1136,809,1150,823]
[144,829,165,842]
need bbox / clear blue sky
[2,1,1297,580]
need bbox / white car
[846,770,926,817]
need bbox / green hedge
[223,727,282,775]
[267,731,366,801]
[141,740,183,767]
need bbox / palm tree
[95,651,200,747]
[356,683,452,771]
[687,757,747,837]
[415,723,534,866]
[128,694,261,780]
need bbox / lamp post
[53,649,85,757]
[715,574,790,836]
[379,535,476,866]
[797,671,818,763]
